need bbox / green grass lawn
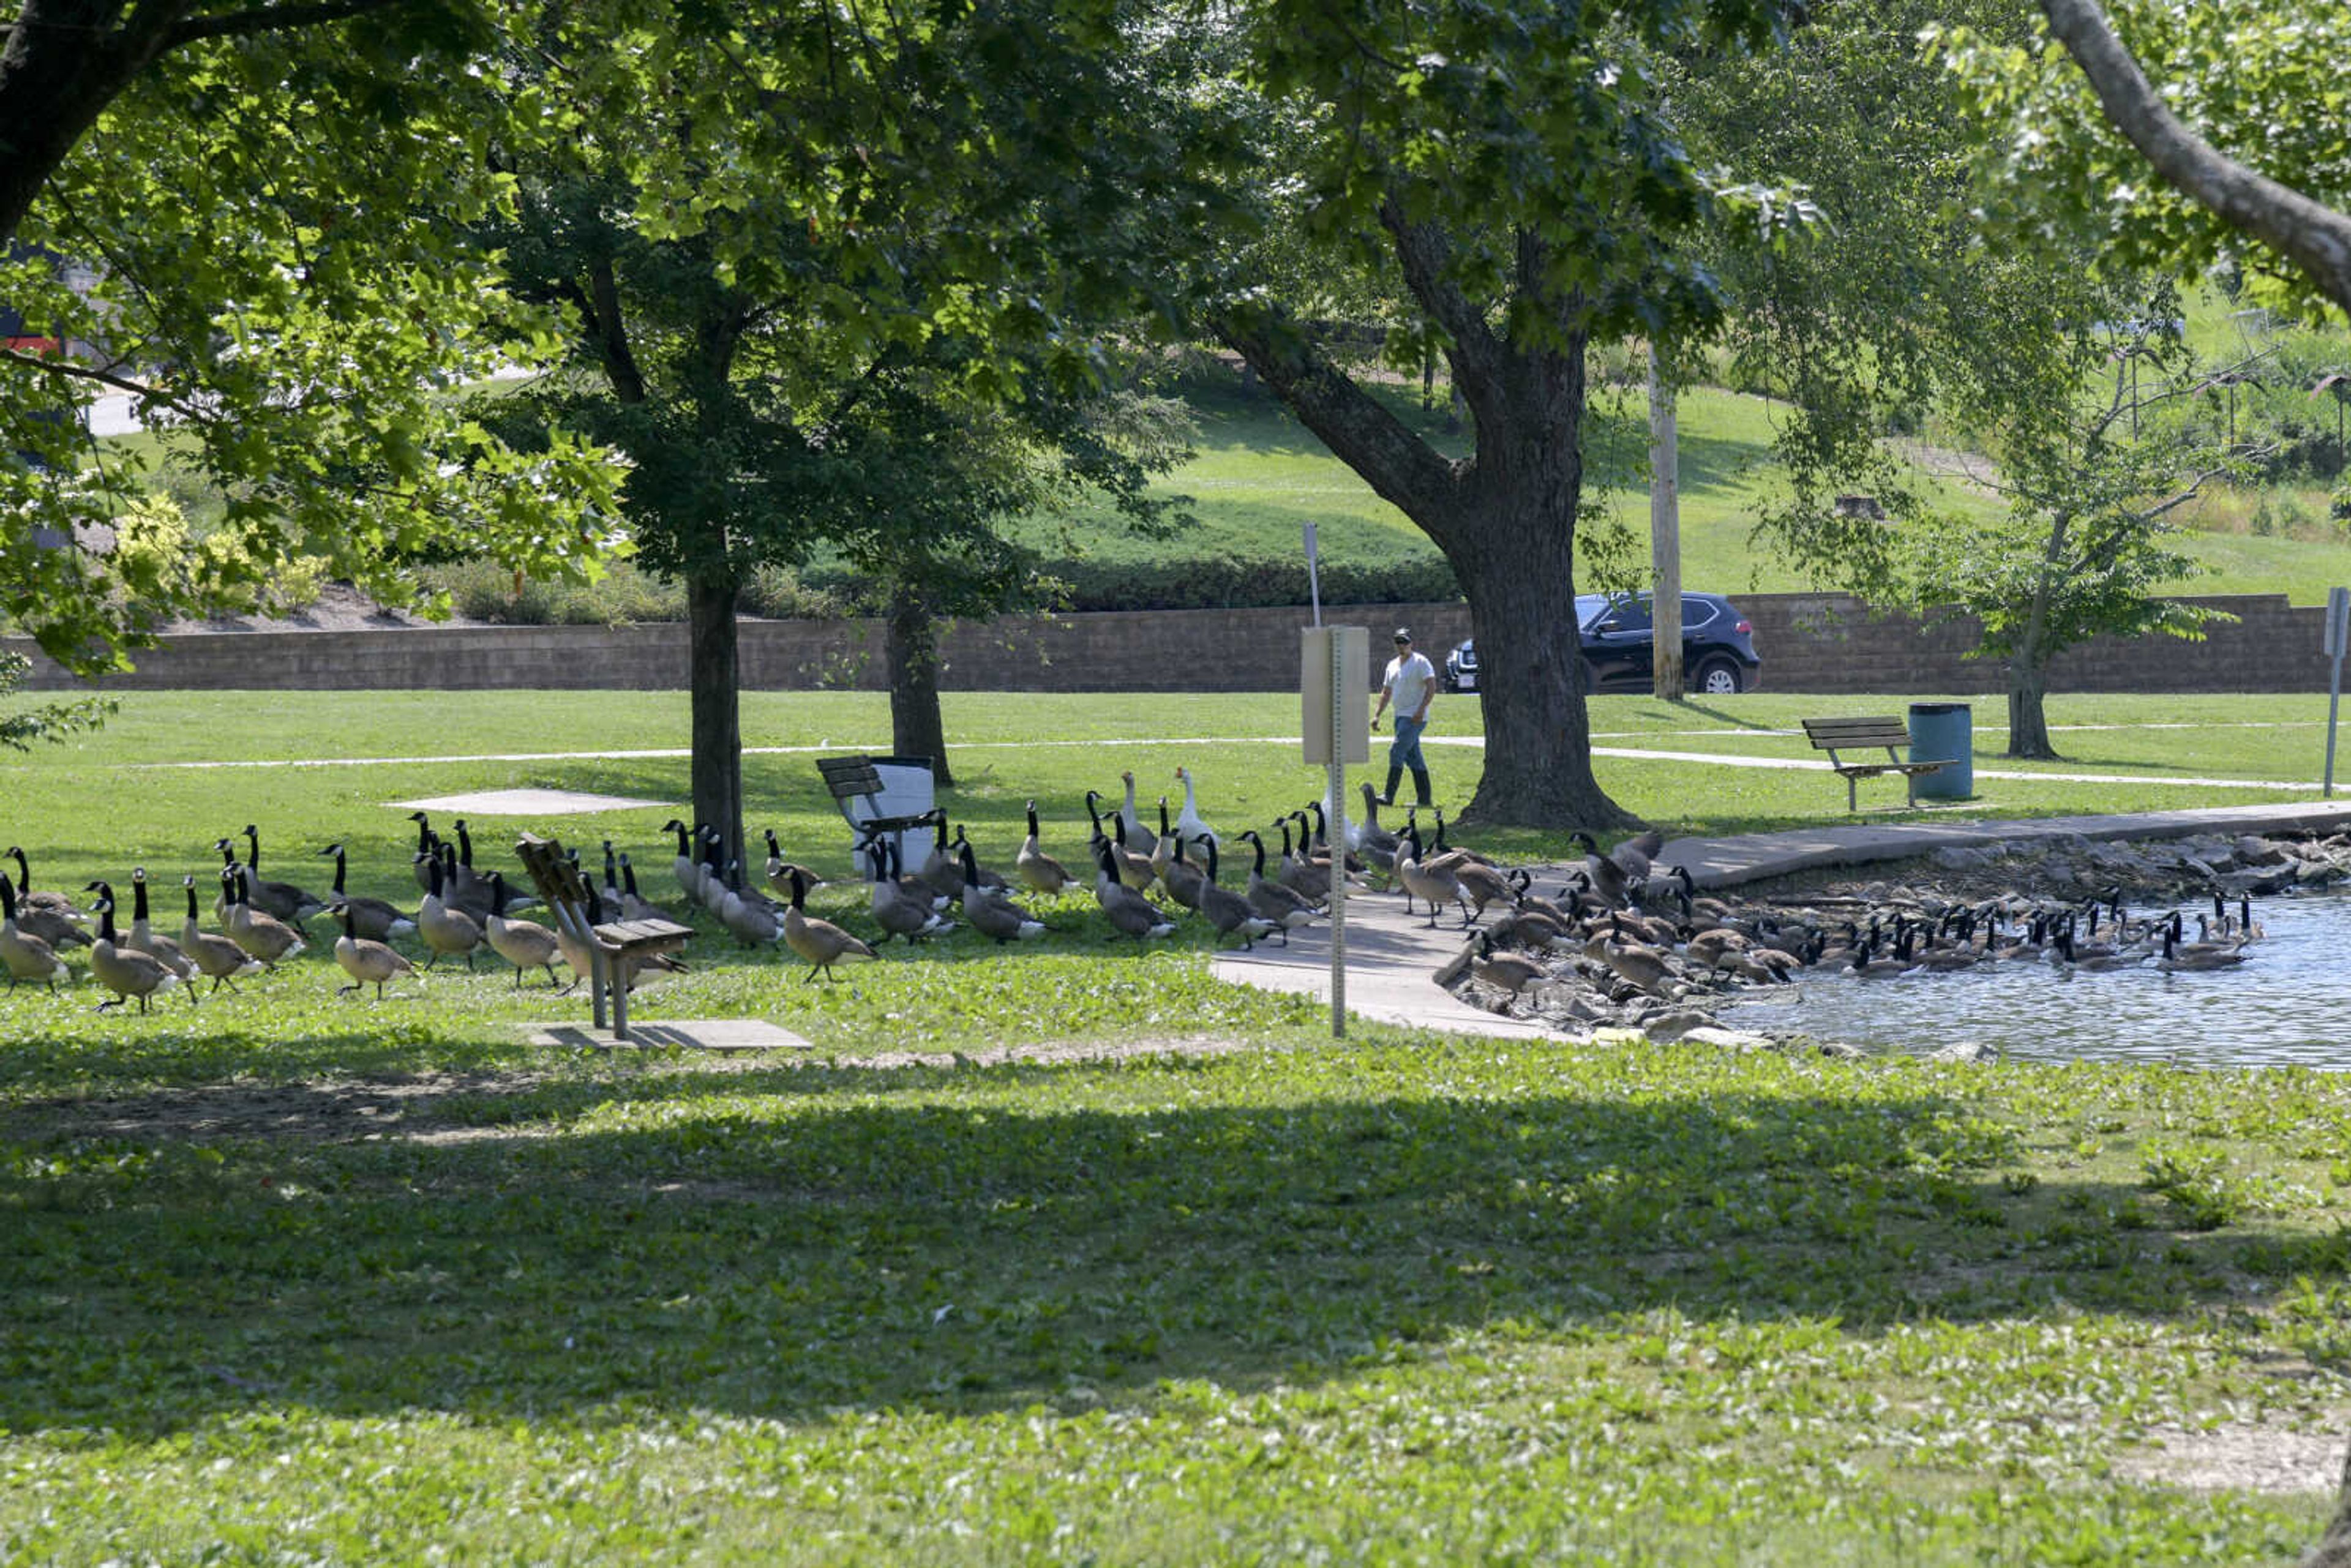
[1,689,2347,1564]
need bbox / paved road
[1209,799,2351,1039]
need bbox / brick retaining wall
[0,593,2332,695]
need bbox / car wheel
[1693,656,1742,696]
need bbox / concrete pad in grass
[390,787,672,816]
[527,1019,812,1052]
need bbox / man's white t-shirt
[1384,651,1438,719]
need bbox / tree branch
[1210,304,1462,538]
[2039,0,2351,315]
[162,0,410,48]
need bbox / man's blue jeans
[1389,715,1427,773]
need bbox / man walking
[1371,627,1438,807]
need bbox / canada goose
[1430,846,1512,921]
[2,847,89,948]
[960,841,1046,943]
[236,825,328,929]
[1425,809,1494,869]
[1667,866,1738,925]
[2159,927,2246,972]
[1084,790,1156,891]
[1147,799,1185,893]
[954,827,1008,892]
[179,876,262,994]
[1194,838,1275,949]
[1303,803,1367,877]
[1490,906,1573,951]
[1016,800,1078,896]
[1274,817,1330,902]
[760,829,825,902]
[416,857,482,970]
[783,866,877,981]
[615,854,667,923]
[1471,931,1548,997]
[696,828,734,916]
[1608,828,1664,895]
[1234,830,1319,944]
[1158,825,1209,912]
[122,870,197,999]
[1395,824,1472,929]
[716,861,784,946]
[219,869,307,967]
[601,840,628,908]
[405,812,441,893]
[333,901,416,999]
[0,874,71,989]
[483,872,565,986]
[1570,832,1630,907]
[86,891,182,1013]
[1093,839,1176,940]
[1172,766,1221,851]
[1591,917,1684,996]
[1354,782,1402,875]
[663,819,708,906]
[917,812,965,900]
[433,842,501,925]
[1116,771,1157,855]
[5,846,80,920]
[861,841,943,943]
[318,843,416,942]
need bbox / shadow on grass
[5,1062,2338,1439]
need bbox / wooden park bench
[816,754,938,866]
[514,833,694,1043]
[1801,716,1955,812]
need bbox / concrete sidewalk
[1209,799,2351,1039]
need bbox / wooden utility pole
[1648,344,1684,700]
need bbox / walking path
[1209,798,2351,1040]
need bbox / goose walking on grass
[1195,838,1276,950]
[416,857,482,971]
[3,847,88,948]
[220,869,307,968]
[1093,840,1176,940]
[1158,824,1209,913]
[484,872,565,986]
[864,840,947,944]
[917,813,965,901]
[1016,800,1078,896]
[761,829,824,902]
[961,841,1046,943]
[122,870,197,997]
[615,855,668,923]
[179,876,262,994]
[334,902,416,999]
[714,861,784,946]
[1234,830,1319,945]
[318,842,416,942]
[663,819,708,906]
[783,867,876,982]
[237,825,328,930]
[86,890,183,1014]
[0,875,71,990]
[1085,791,1156,892]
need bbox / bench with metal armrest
[514,833,694,1041]
[1799,716,1954,812]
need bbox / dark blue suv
[1444,592,1762,696]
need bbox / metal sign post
[1303,522,1323,627]
[1302,626,1369,1038]
[2326,587,2349,797]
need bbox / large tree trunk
[1648,350,1684,702]
[887,587,953,787]
[2005,655,2058,760]
[686,562,744,882]
[1212,215,1638,830]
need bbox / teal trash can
[1908,702,1972,800]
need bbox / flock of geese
[3,773,2274,1010]
[1445,862,2276,1010]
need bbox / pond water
[1725,890,2351,1070]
